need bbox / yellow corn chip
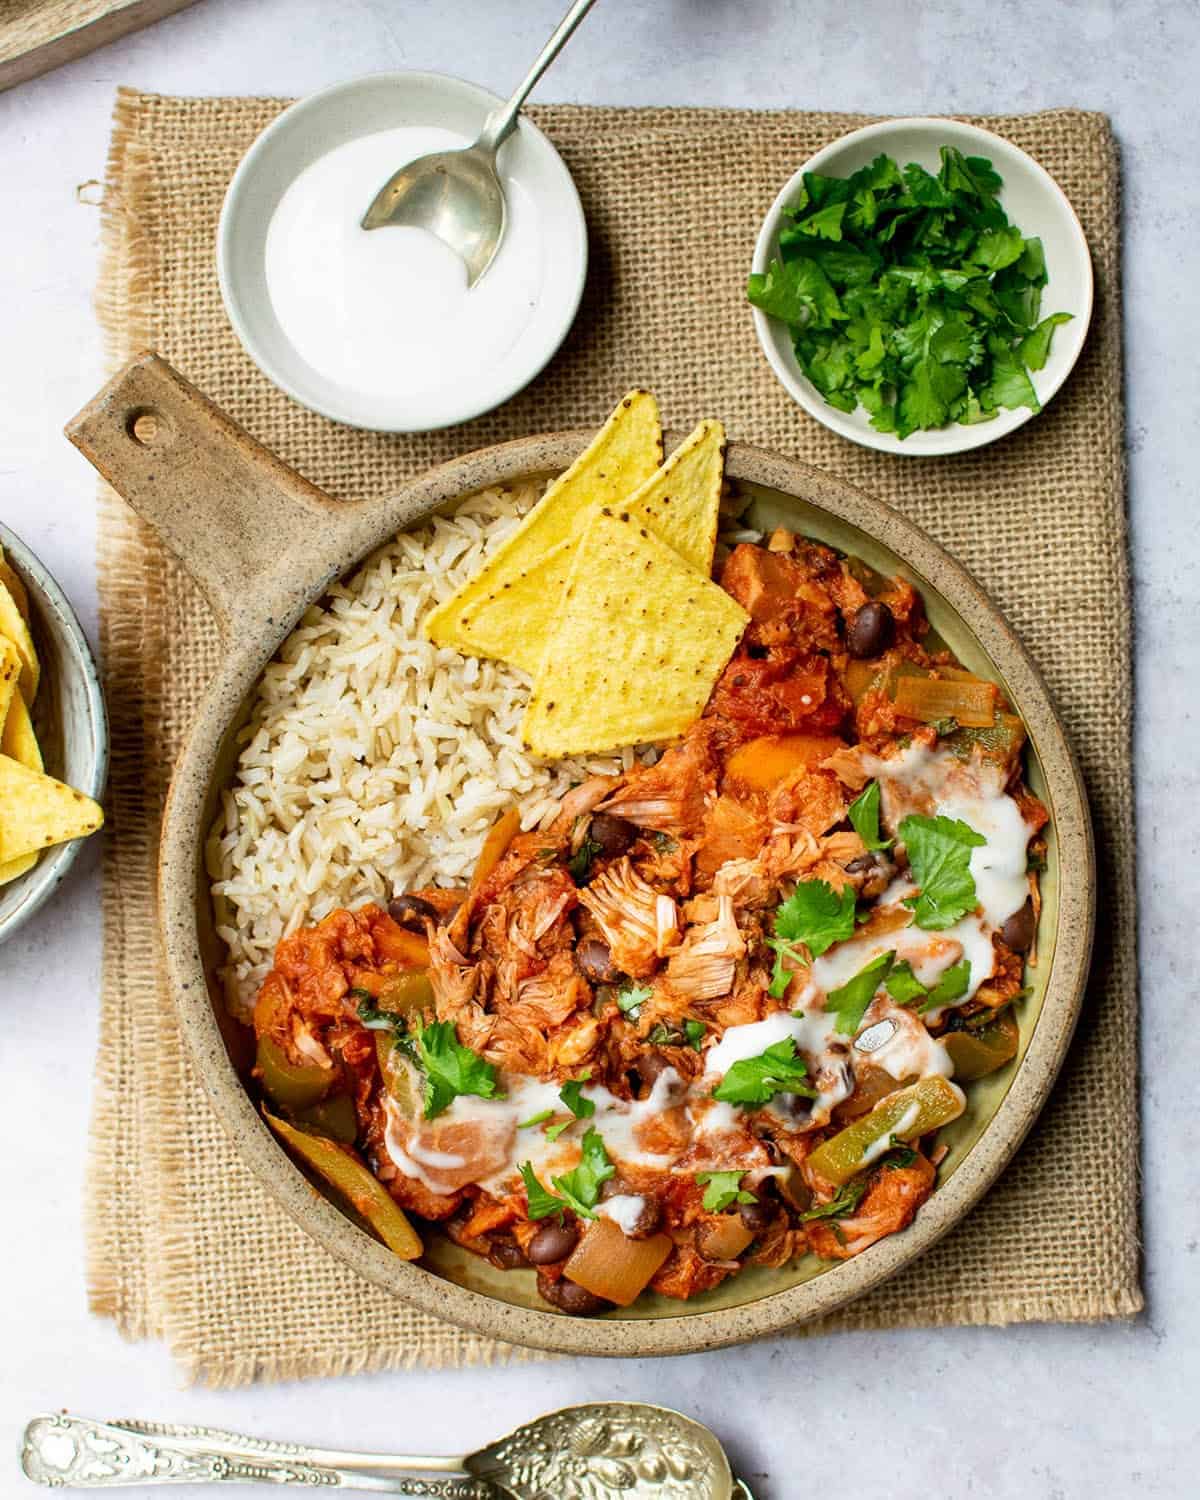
[2,689,42,772]
[425,390,663,660]
[0,579,37,701]
[0,754,103,864]
[0,850,37,885]
[449,420,727,674]
[0,637,19,733]
[0,546,29,623]
[521,510,749,757]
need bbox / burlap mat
[85,89,1140,1386]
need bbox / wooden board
[0,0,198,91]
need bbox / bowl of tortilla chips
[0,522,106,944]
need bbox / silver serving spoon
[21,1404,755,1496]
[361,0,598,286]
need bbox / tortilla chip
[2,689,42,772]
[0,547,29,623]
[0,637,19,733]
[0,578,37,701]
[425,390,663,660]
[521,510,749,757]
[446,420,727,674]
[0,754,103,864]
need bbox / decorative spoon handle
[20,1413,494,1495]
[477,0,599,153]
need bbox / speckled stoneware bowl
[66,354,1094,1357]
[0,521,108,944]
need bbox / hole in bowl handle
[64,352,353,640]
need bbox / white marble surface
[1,0,1196,1494]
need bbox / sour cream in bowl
[218,72,587,432]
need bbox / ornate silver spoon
[361,0,598,286]
[21,1404,755,1496]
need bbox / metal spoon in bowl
[361,0,598,286]
[22,1403,756,1496]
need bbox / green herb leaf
[799,1180,869,1221]
[550,1127,615,1218]
[826,950,894,1035]
[355,992,402,1032]
[520,1162,567,1220]
[559,1072,596,1120]
[885,958,928,1005]
[414,1020,504,1119]
[544,1119,571,1143]
[518,1109,554,1129]
[617,983,652,1020]
[684,1019,707,1051]
[568,834,602,884]
[919,958,972,1012]
[775,880,858,955]
[900,814,986,930]
[1019,311,1072,371]
[696,1170,756,1213]
[713,1038,818,1107]
[884,1142,918,1169]
[847,781,892,852]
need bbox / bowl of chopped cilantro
[748,118,1093,454]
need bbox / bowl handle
[64,352,355,640]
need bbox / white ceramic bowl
[0,522,107,945]
[218,71,587,433]
[750,118,1094,456]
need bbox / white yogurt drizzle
[383,743,1034,1220]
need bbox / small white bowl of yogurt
[217,72,587,432]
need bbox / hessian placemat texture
[85,89,1140,1386]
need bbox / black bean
[575,937,622,985]
[388,894,439,929]
[738,1195,776,1233]
[536,1271,611,1316]
[632,1050,672,1099]
[847,601,895,659]
[526,1218,580,1265]
[588,812,637,859]
[1000,898,1037,953]
[487,1238,528,1271]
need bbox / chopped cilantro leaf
[544,1119,571,1143]
[414,1021,503,1119]
[568,835,602,884]
[518,1108,554,1129]
[768,879,858,996]
[1020,311,1073,371]
[884,1142,919,1169]
[559,1072,596,1120]
[826,950,894,1035]
[900,813,986,929]
[800,1180,869,1221]
[696,1170,756,1213]
[617,983,652,1020]
[847,780,892,852]
[684,1019,707,1051]
[520,1162,567,1220]
[885,958,928,1006]
[919,958,972,1012]
[550,1127,615,1218]
[713,1038,818,1107]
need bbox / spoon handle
[478,0,599,153]
[20,1413,492,1495]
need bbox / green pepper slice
[264,1110,422,1260]
[296,1093,359,1144]
[944,1011,1020,1082]
[256,1034,332,1111]
[806,1075,964,1188]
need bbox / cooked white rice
[207,481,643,1018]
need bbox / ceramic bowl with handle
[65,354,1093,1356]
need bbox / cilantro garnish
[900,813,986,929]
[884,1142,919,1169]
[799,1179,869,1221]
[696,1170,756,1213]
[884,958,927,1005]
[746,147,1072,439]
[518,1109,554,1129]
[519,1127,615,1221]
[559,1072,595,1120]
[684,1019,707,1050]
[617,983,652,1020]
[414,1021,503,1119]
[713,1037,818,1107]
[767,879,857,998]
[825,950,894,1035]
[544,1119,571,1143]
[919,958,972,1012]
[568,834,602,885]
[847,781,892,852]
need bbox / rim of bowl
[0,520,108,944]
[217,70,588,434]
[159,433,1094,1358]
[750,116,1095,457]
